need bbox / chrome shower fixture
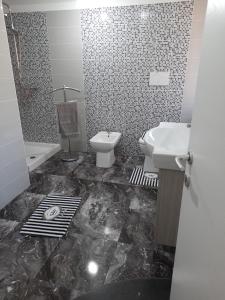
[3,2,21,77]
[3,2,37,101]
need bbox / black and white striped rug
[129,167,159,188]
[20,194,81,238]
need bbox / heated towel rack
[49,85,81,162]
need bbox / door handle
[184,174,191,187]
[175,152,193,171]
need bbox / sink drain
[30,156,36,159]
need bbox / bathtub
[24,142,61,172]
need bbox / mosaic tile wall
[6,12,59,143]
[6,3,193,155]
[81,2,193,156]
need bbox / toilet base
[144,156,158,173]
[96,150,115,168]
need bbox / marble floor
[0,152,175,299]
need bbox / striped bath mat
[129,167,159,188]
[20,194,81,238]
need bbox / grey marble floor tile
[78,152,96,165]
[71,154,146,185]
[0,277,29,300]
[84,155,145,186]
[150,245,175,279]
[34,151,85,176]
[36,233,117,299]
[72,163,105,182]
[32,154,143,186]
[0,231,60,297]
[22,279,60,300]
[118,186,157,246]
[28,174,90,200]
[105,242,154,284]
[69,182,130,242]
[124,155,145,170]
[0,151,175,298]
[0,219,19,241]
[102,165,132,185]
[0,192,45,222]
[118,210,155,246]
[127,186,157,212]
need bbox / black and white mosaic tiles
[81,2,193,155]
[6,2,194,156]
[6,12,59,143]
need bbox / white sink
[144,122,191,171]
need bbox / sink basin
[144,122,191,171]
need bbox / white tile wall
[0,175,29,208]
[181,0,207,122]
[0,54,14,78]
[50,59,83,77]
[0,79,17,101]
[0,140,26,169]
[49,43,83,60]
[46,10,81,27]
[0,7,29,209]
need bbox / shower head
[2,2,12,20]
[3,2,16,29]
[2,2,10,11]
[3,1,22,85]
[3,2,20,36]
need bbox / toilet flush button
[149,71,170,86]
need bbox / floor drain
[30,156,36,159]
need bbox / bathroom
[1,0,225,299]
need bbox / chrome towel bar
[49,85,81,102]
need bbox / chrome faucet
[106,131,110,137]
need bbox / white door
[171,1,225,299]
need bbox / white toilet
[139,132,158,173]
[90,131,121,168]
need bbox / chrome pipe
[3,2,22,81]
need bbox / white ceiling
[5,0,191,12]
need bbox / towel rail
[49,85,81,102]
[49,85,81,162]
